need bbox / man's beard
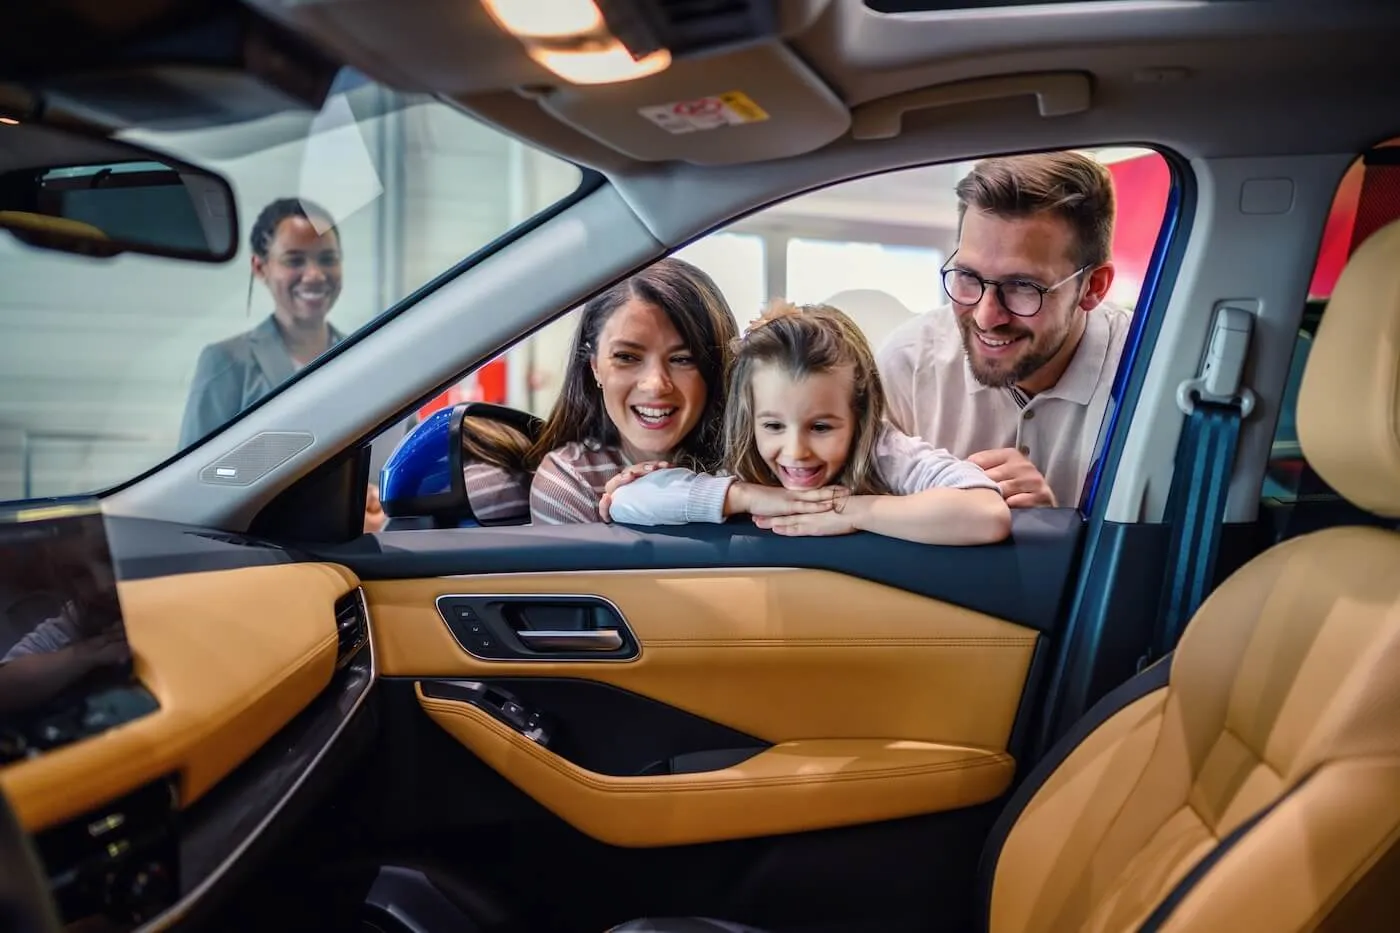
[958,317,1070,389]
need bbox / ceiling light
[530,42,671,86]
[0,117,19,126]
[481,0,672,85]
[481,0,604,39]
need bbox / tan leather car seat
[611,218,1400,933]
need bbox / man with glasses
[876,152,1129,509]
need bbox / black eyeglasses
[940,252,1090,318]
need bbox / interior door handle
[516,630,624,652]
[437,594,639,661]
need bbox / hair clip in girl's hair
[743,299,804,340]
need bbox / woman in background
[179,197,345,448]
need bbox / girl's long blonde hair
[723,299,892,495]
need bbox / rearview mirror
[0,121,238,262]
[380,402,542,528]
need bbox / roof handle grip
[850,71,1092,141]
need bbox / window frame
[468,145,1186,522]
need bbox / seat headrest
[1297,217,1400,517]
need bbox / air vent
[185,530,280,549]
[333,588,369,667]
[659,0,750,22]
[600,0,778,59]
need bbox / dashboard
[0,512,375,932]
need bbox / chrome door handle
[515,629,624,652]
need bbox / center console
[31,777,179,931]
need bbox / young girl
[603,300,1011,546]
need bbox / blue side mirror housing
[380,401,543,524]
[379,403,466,519]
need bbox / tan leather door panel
[419,683,1014,847]
[367,567,1037,844]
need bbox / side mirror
[380,402,541,527]
[0,121,238,263]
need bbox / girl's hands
[726,481,848,518]
[598,465,850,525]
[752,491,862,536]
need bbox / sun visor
[532,42,850,165]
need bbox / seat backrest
[819,288,915,352]
[987,219,1400,932]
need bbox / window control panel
[421,680,553,746]
[440,602,502,657]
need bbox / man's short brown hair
[954,151,1116,269]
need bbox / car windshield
[0,69,583,502]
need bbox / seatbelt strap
[1141,306,1256,670]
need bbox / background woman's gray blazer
[178,315,344,448]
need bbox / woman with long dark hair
[527,257,738,524]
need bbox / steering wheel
[0,786,61,933]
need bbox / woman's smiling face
[590,298,708,461]
[254,215,342,328]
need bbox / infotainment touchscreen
[0,501,158,764]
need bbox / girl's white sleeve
[874,422,1002,495]
[607,468,736,525]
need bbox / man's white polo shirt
[876,302,1133,509]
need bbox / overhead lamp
[481,0,605,39]
[529,42,670,86]
[481,0,672,86]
